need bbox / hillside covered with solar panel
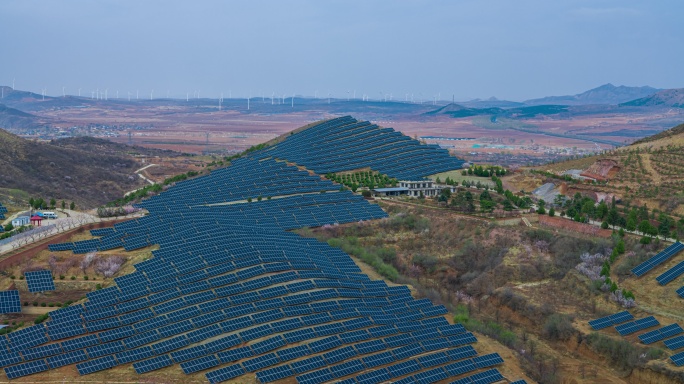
[0,118,531,383]
[258,116,465,180]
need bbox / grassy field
[430,170,495,186]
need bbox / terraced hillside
[0,120,529,383]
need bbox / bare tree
[94,255,126,277]
[81,251,97,273]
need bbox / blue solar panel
[672,351,684,366]
[134,354,174,374]
[8,324,49,351]
[4,359,49,379]
[205,363,245,383]
[116,346,155,364]
[77,355,117,375]
[665,335,684,350]
[0,290,21,313]
[181,354,219,374]
[656,260,684,286]
[256,364,294,383]
[632,242,683,277]
[25,270,56,293]
[615,316,660,336]
[47,350,88,368]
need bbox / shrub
[40,302,46,307]
[32,301,38,306]
[48,303,54,307]
[23,302,28,306]
[640,236,652,244]
[83,275,89,280]
[34,314,49,324]
[19,276,24,280]
[59,275,65,280]
[70,276,76,280]
[10,275,15,279]
[586,332,662,371]
[543,314,576,341]
[96,284,102,290]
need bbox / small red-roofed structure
[30,215,43,227]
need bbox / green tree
[553,194,566,207]
[638,220,656,236]
[658,220,670,238]
[50,198,56,209]
[548,207,555,217]
[537,199,546,215]
[61,200,65,210]
[69,201,75,210]
[596,201,608,219]
[626,216,637,232]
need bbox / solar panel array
[257,116,465,180]
[678,286,684,299]
[615,316,660,336]
[665,335,684,350]
[672,351,684,367]
[2,128,528,382]
[632,242,683,277]
[0,290,22,314]
[588,311,634,330]
[0,201,7,219]
[638,324,683,344]
[25,270,56,293]
[656,260,684,286]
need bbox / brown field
[32,101,684,163]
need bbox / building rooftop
[373,187,409,192]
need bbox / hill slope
[620,88,684,108]
[0,129,145,208]
[0,103,42,129]
[525,83,660,105]
[509,121,684,214]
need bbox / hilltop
[0,129,146,208]
[525,83,661,106]
[620,88,684,108]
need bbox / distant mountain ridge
[620,88,684,108]
[0,103,42,129]
[525,83,661,105]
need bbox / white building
[11,216,30,227]
[373,180,456,198]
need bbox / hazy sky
[2,0,682,101]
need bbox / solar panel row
[588,311,634,330]
[638,323,683,344]
[656,260,684,286]
[632,242,684,277]
[24,270,56,293]
[615,316,660,336]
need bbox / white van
[42,211,58,219]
